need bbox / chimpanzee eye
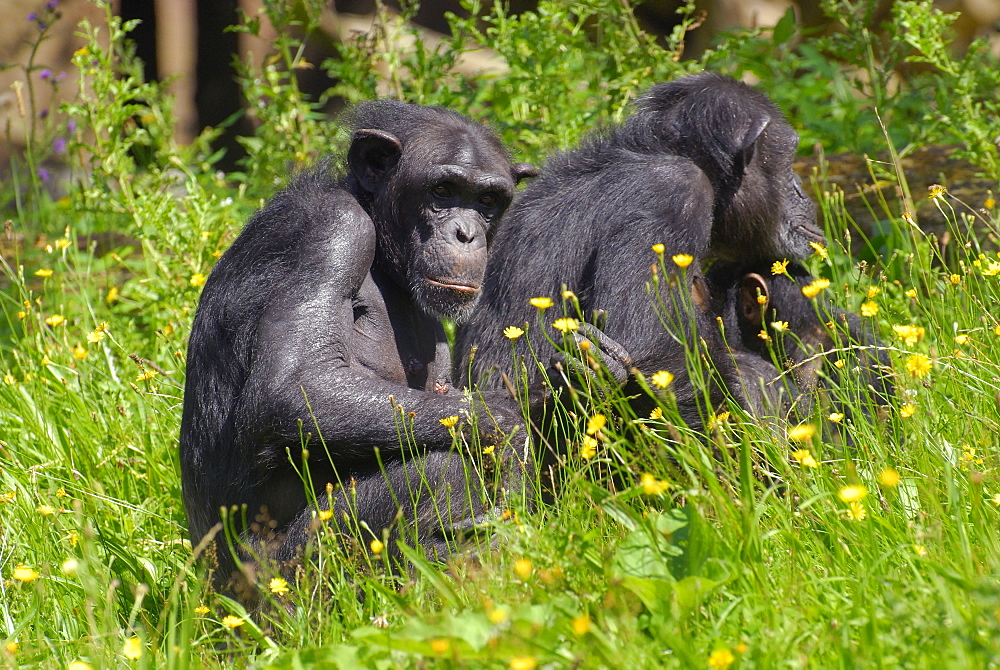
[480,193,496,207]
[432,184,451,198]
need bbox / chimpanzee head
[345,101,537,322]
[632,73,824,263]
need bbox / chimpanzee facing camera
[179,100,540,593]
[457,73,826,430]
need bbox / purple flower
[38,108,48,119]
[40,69,52,80]
[53,137,67,154]
[38,21,46,29]
[67,120,77,133]
[46,1,58,9]
[27,12,38,21]
[37,167,50,183]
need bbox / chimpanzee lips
[794,221,826,243]
[424,277,482,293]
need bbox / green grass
[2,0,999,668]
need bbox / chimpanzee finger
[573,323,632,384]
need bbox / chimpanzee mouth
[424,278,482,294]
[794,222,826,243]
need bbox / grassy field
[2,0,999,668]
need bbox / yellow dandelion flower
[37,504,55,516]
[982,260,1000,277]
[509,657,537,670]
[87,329,105,343]
[866,286,879,299]
[3,373,15,385]
[948,273,962,286]
[809,241,828,259]
[483,444,496,456]
[317,509,333,521]
[6,641,18,653]
[269,577,290,596]
[487,606,508,623]
[708,411,731,430]
[905,354,932,378]
[847,501,867,521]
[708,648,736,670]
[641,473,670,495]
[17,311,27,319]
[860,301,878,317]
[370,539,384,555]
[913,544,928,556]
[514,558,533,580]
[439,415,459,427]
[61,558,78,576]
[580,436,598,460]
[72,344,87,360]
[136,370,158,382]
[801,284,821,298]
[0,491,15,503]
[45,314,65,327]
[69,662,93,670]
[756,294,767,305]
[430,639,449,654]
[562,289,577,300]
[892,324,924,346]
[553,317,580,332]
[905,288,917,299]
[649,406,663,420]
[13,565,39,583]
[954,334,969,345]
[56,237,71,249]
[529,297,553,309]
[771,258,789,275]
[221,615,244,629]
[928,184,947,200]
[35,268,54,277]
[757,330,770,341]
[122,637,142,660]
[194,605,210,616]
[828,412,844,423]
[787,423,816,442]
[571,614,591,636]
[833,359,846,369]
[791,449,818,468]
[651,243,665,255]
[586,413,607,435]
[40,355,51,366]
[770,320,789,332]
[879,467,900,487]
[106,286,119,303]
[672,253,694,268]
[650,370,674,388]
[838,484,868,503]
[991,493,1000,505]
[899,403,916,418]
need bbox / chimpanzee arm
[233,199,520,464]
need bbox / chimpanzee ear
[738,272,769,328]
[348,129,403,192]
[511,162,540,184]
[734,116,770,175]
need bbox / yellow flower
[801,284,821,298]
[13,565,39,583]
[509,657,537,670]
[892,324,925,346]
[514,558,533,580]
[770,320,789,332]
[847,501,867,521]
[0,491,15,503]
[982,260,1000,277]
[35,268,54,277]
[221,615,244,629]
[641,473,670,495]
[580,436,598,460]
[708,648,736,670]
[72,344,87,360]
[787,423,816,442]
[954,334,969,345]
[553,317,580,332]
[791,449,818,468]
[269,577,290,596]
[430,639,449,654]
[190,273,207,287]
[771,259,789,275]
[41,356,51,366]
[586,413,607,435]
[87,329,104,343]
[913,544,928,556]
[69,662,93,670]
[502,325,524,340]
[905,354,932,378]
[649,406,663,420]
[995,325,1000,337]
[948,273,962,286]
[5,641,18,653]
[985,197,996,210]
[928,184,947,200]
[61,558,78,576]
[879,467,900,487]
[122,637,143,660]
[809,241,828,260]
[488,606,508,623]
[317,509,333,521]
[370,539,384,555]
[757,330,770,341]
[136,370,158,382]
[905,288,917,299]
[651,243,665,255]
[828,412,844,423]
[650,370,674,389]
[672,253,694,268]
[37,504,56,516]
[439,415,459,427]
[833,359,846,369]
[45,314,65,327]
[106,286,119,303]
[571,614,591,636]
[562,289,577,300]
[899,403,916,418]
[529,297,553,309]
[3,373,15,385]
[838,484,868,503]
[194,605,211,616]
[483,444,496,456]
[56,237,71,249]
[860,301,878,317]
[866,286,880,299]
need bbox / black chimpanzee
[706,260,894,426]
[457,73,826,429]
[179,100,542,592]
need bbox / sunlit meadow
[1,1,999,668]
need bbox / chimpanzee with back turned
[457,73,826,430]
[706,260,895,428]
[179,100,543,594]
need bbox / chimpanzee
[457,73,825,429]
[179,100,544,592]
[707,260,894,426]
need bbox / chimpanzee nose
[454,219,478,245]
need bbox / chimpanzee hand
[549,322,632,389]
